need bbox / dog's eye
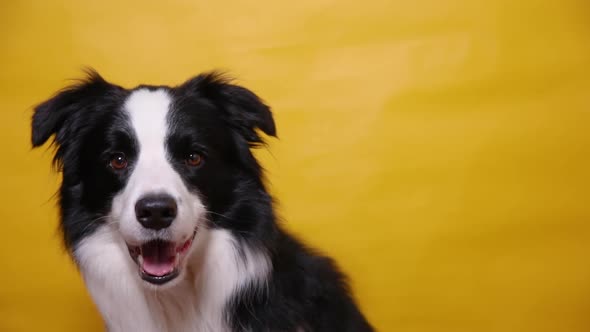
[109,153,128,170]
[185,152,203,167]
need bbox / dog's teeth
[138,255,144,266]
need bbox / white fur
[112,88,203,246]
[75,225,270,332]
[75,89,271,331]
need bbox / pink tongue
[141,241,176,277]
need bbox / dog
[31,70,373,332]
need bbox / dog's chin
[126,229,197,286]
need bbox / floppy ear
[31,69,113,148]
[32,70,124,173]
[178,72,277,146]
[32,88,80,148]
[218,82,277,143]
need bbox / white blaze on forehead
[124,88,178,198]
[124,88,171,162]
[124,88,175,196]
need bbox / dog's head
[32,70,276,285]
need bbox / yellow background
[1,1,589,331]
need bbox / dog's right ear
[31,70,114,148]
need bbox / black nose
[135,194,177,230]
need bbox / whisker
[77,215,112,235]
[206,210,232,221]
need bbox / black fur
[32,70,373,331]
[32,71,132,248]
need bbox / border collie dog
[31,70,373,332]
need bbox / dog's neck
[75,225,270,332]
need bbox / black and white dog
[32,70,373,332]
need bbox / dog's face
[31,71,275,286]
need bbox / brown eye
[185,152,203,167]
[110,153,128,170]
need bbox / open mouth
[127,231,196,285]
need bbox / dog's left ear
[178,72,277,145]
[219,82,277,144]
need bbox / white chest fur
[74,226,270,332]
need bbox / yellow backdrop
[1,1,589,331]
